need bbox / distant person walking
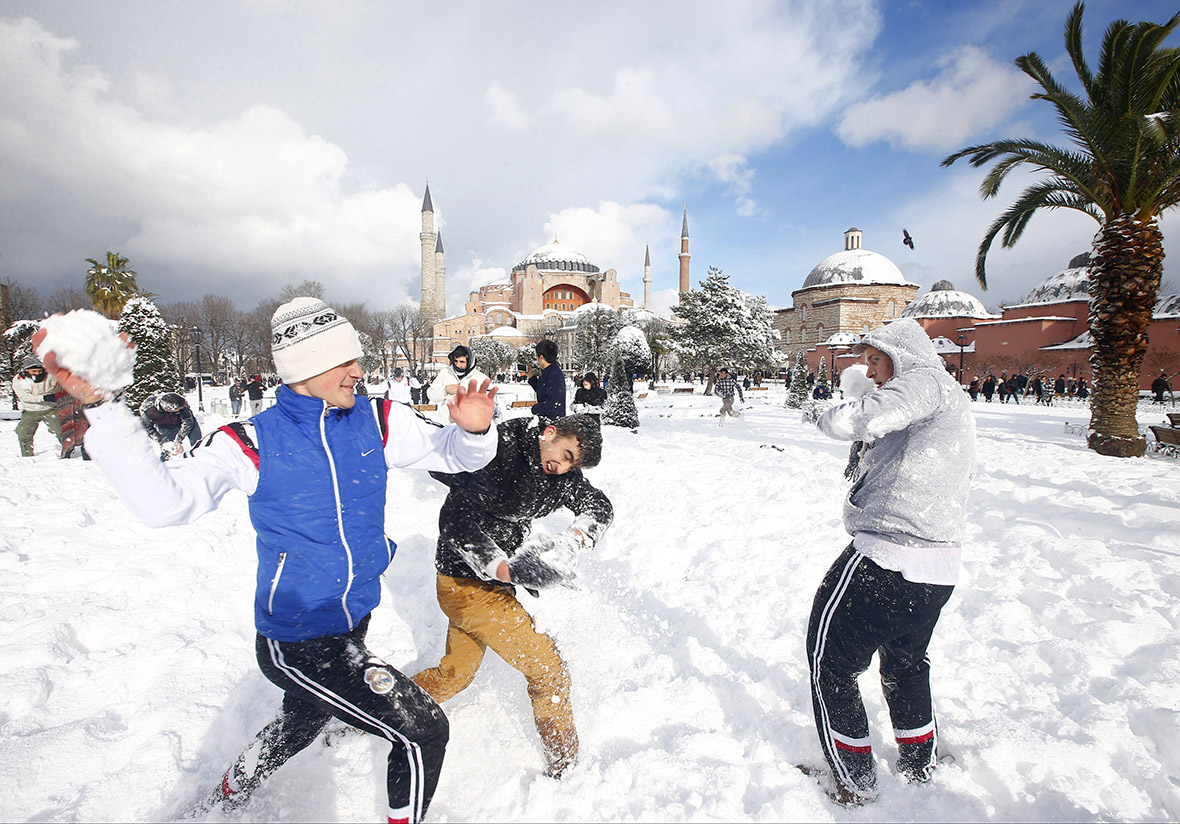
[1153,370,1173,404]
[246,374,265,415]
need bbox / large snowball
[35,310,136,393]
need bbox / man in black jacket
[527,339,566,418]
[412,414,612,779]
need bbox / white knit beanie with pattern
[270,297,363,384]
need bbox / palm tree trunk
[1086,214,1163,457]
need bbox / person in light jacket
[807,318,976,806]
[13,355,65,457]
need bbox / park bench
[412,404,437,412]
[1167,412,1180,427]
[673,387,695,394]
[748,386,768,391]
[1148,425,1180,457]
[510,400,536,408]
[636,392,649,400]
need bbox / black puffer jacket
[430,417,612,583]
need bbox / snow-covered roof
[1155,293,1180,318]
[824,331,862,346]
[1041,331,1093,350]
[930,335,973,354]
[801,247,914,289]
[514,241,601,274]
[1017,254,1090,306]
[573,301,616,315]
[901,281,997,319]
[489,325,524,337]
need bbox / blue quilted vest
[248,388,395,642]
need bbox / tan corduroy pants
[412,574,577,766]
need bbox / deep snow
[1,385,1179,822]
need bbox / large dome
[901,280,995,319]
[515,242,600,274]
[802,248,911,289]
[1021,253,1090,305]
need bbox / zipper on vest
[267,552,287,614]
[319,408,356,630]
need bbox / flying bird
[902,229,915,250]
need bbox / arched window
[817,325,825,343]
[783,329,791,345]
[886,300,896,318]
[862,323,870,334]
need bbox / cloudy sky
[2,0,1178,317]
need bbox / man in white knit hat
[36,297,498,823]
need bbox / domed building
[773,228,919,367]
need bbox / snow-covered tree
[469,337,515,376]
[670,267,776,394]
[785,350,809,409]
[356,331,383,375]
[118,296,181,410]
[612,325,651,386]
[602,353,639,428]
[574,304,623,375]
[816,358,829,388]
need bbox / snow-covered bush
[118,297,180,410]
[612,325,651,384]
[575,304,622,375]
[785,350,809,409]
[469,337,515,376]
[603,353,639,429]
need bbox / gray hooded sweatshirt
[817,318,975,548]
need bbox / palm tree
[84,252,138,319]
[942,3,1180,457]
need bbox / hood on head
[853,318,945,378]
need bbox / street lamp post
[958,334,967,386]
[191,326,205,412]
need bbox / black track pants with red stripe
[226,615,449,823]
[805,545,953,795]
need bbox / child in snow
[714,367,744,417]
[35,299,499,823]
[807,318,975,806]
[411,414,612,779]
[138,390,202,460]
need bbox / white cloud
[542,202,674,283]
[700,154,758,217]
[836,45,1033,152]
[483,81,529,133]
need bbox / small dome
[901,285,994,319]
[1021,256,1090,305]
[1156,294,1180,318]
[802,248,911,289]
[573,301,615,315]
[825,331,862,346]
[515,242,600,274]
[489,325,524,337]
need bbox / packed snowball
[35,310,136,393]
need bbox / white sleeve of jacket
[425,369,451,404]
[817,372,943,443]
[83,403,258,527]
[380,401,497,473]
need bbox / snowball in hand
[35,310,136,393]
[840,363,876,399]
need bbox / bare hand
[494,560,511,583]
[448,378,498,433]
[31,327,133,405]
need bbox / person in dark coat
[412,414,612,780]
[528,339,566,418]
[139,391,203,460]
[1153,371,1172,403]
[981,375,995,402]
[571,372,607,417]
[246,375,265,415]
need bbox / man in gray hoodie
[807,318,975,805]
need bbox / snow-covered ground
[2,385,1179,822]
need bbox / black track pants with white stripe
[244,615,448,823]
[805,545,953,794]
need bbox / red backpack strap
[218,422,260,470]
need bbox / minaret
[643,244,652,310]
[678,204,691,300]
[434,231,446,317]
[420,183,442,324]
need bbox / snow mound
[35,310,136,393]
